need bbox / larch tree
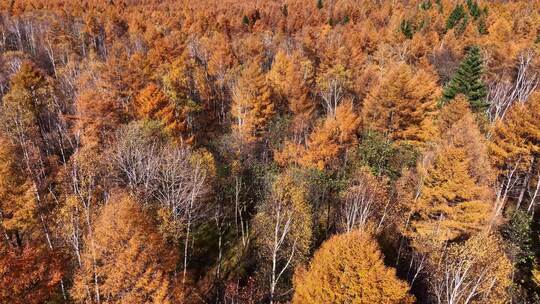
[361,63,439,146]
[75,59,125,149]
[231,60,275,143]
[267,50,316,140]
[408,98,494,244]
[134,83,191,144]
[0,241,65,304]
[441,46,488,111]
[276,100,360,169]
[0,60,56,249]
[292,230,415,304]
[253,171,312,304]
[71,192,180,304]
[0,136,36,244]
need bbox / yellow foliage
[0,137,36,234]
[409,101,494,243]
[362,63,439,146]
[490,92,540,174]
[293,230,414,304]
[429,233,512,304]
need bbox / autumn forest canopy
[1,0,540,303]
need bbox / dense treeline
[0,0,539,303]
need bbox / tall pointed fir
[441,46,487,111]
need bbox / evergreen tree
[441,46,488,111]
[467,0,481,20]
[446,4,466,30]
[501,210,534,266]
[420,0,432,10]
[400,19,414,39]
[242,15,249,26]
[477,17,488,35]
[316,0,323,10]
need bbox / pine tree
[441,46,488,111]
[477,17,488,35]
[316,0,323,10]
[242,15,249,26]
[293,230,415,304]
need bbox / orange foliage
[293,229,414,304]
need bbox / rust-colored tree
[71,192,180,304]
[231,60,275,143]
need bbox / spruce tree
[441,46,488,111]
[477,17,488,35]
[400,19,414,39]
[420,0,432,10]
[242,15,249,26]
[467,0,481,20]
[446,4,466,30]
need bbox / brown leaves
[72,192,180,303]
[0,242,65,304]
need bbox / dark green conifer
[400,20,414,39]
[316,0,323,9]
[467,0,481,20]
[420,0,432,10]
[477,18,488,35]
[446,4,466,30]
[441,46,488,111]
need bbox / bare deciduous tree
[487,50,538,123]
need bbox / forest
[0,0,539,303]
